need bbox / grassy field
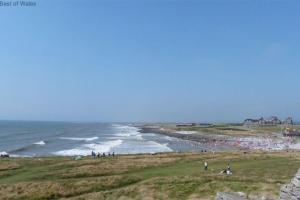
[0,151,300,200]
[162,124,300,137]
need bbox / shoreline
[2,123,299,158]
[138,125,241,152]
[137,124,299,152]
[139,126,220,143]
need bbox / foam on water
[84,139,123,152]
[33,141,46,145]
[53,139,123,156]
[60,137,99,142]
[113,125,143,140]
[54,125,176,156]
[0,151,8,155]
[53,148,89,156]
[118,141,172,154]
[1,122,192,157]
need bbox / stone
[280,169,300,200]
[215,192,247,200]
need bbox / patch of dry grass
[60,156,180,178]
[0,162,20,171]
[0,175,141,199]
[1,152,300,199]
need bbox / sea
[0,121,205,157]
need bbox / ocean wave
[59,137,99,142]
[9,141,46,154]
[0,151,8,155]
[9,145,35,153]
[115,132,143,140]
[120,141,172,154]
[113,124,140,132]
[53,139,123,156]
[33,141,46,145]
[84,139,123,152]
[113,124,143,140]
[52,149,90,156]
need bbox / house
[284,117,293,125]
[244,117,264,125]
[176,123,196,127]
[244,116,282,126]
[264,116,281,125]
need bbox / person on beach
[204,161,208,171]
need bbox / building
[244,118,260,125]
[176,123,196,127]
[264,116,281,125]
[284,117,293,125]
[244,116,283,126]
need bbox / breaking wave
[33,141,46,145]
[113,125,143,140]
[60,137,99,142]
[53,139,123,156]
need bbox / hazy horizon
[1,0,299,122]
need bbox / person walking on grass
[204,161,208,171]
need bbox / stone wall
[280,169,300,200]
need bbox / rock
[280,169,300,200]
[215,192,247,200]
[216,168,300,200]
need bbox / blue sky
[0,0,299,122]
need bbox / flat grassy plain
[1,151,300,200]
[164,124,300,137]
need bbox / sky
[0,0,299,122]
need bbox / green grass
[163,124,300,137]
[0,152,299,199]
